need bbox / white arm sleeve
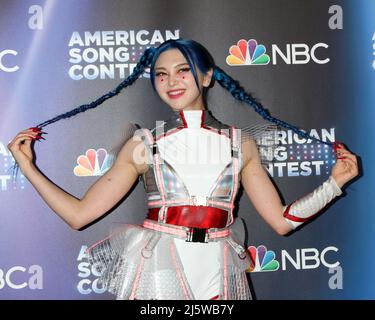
[283,176,343,229]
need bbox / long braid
[213,66,332,146]
[10,47,156,179]
[36,47,156,129]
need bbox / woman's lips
[167,89,185,99]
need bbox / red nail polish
[336,141,344,147]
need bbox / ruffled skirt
[87,222,252,300]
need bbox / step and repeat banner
[0,0,374,299]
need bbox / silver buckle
[186,228,209,243]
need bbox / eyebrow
[155,63,189,71]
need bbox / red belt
[147,206,228,229]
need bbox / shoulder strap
[230,127,241,160]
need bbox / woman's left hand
[331,143,359,189]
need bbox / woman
[7,39,358,300]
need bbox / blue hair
[31,38,331,147]
[35,46,157,128]
[149,39,215,95]
[212,66,332,145]
[11,38,334,179]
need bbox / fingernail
[333,142,340,151]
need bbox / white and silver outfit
[88,110,251,300]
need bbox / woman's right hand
[7,127,44,169]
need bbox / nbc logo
[227,38,329,66]
[246,245,279,272]
[226,39,270,66]
[74,148,112,176]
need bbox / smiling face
[153,49,212,111]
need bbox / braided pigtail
[213,66,332,146]
[35,47,156,129]
[10,47,156,179]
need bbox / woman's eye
[178,68,190,73]
[155,72,166,77]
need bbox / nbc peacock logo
[74,148,112,176]
[226,39,270,66]
[246,245,279,272]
